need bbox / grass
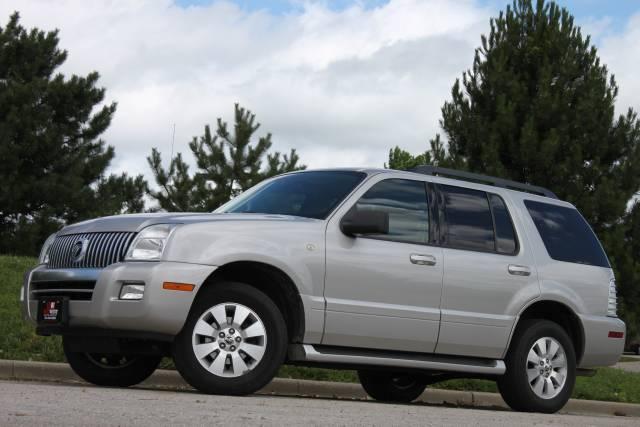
[0,255,63,362]
[618,356,639,363]
[2,255,640,404]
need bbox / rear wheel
[173,281,287,395]
[498,319,575,413]
[63,338,161,387]
[358,370,426,403]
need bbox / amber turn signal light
[163,282,195,292]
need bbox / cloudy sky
[1,0,639,182]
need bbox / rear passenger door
[434,184,540,359]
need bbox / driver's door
[322,176,444,353]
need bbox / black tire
[358,370,426,403]
[63,338,161,387]
[498,319,576,413]
[173,281,287,395]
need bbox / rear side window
[490,194,518,254]
[354,179,429,244]
[440,185,495,252]
[524,200,609,267]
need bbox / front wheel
[358,370,426,403]
[498,319,576,413]
[173,281,287,395]
[63,337,161,387]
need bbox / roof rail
[409,165,559,199]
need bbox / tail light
[607,279,618,317]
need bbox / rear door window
[440,185,495,252]
[524,200,609,267]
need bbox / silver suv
[22,167,625,413]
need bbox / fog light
[119,283,145,300]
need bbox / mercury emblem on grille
[71,238,89,263]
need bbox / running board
[288,344,505,376]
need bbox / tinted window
[524,200,609,267]
[221,171,366,219]
[354,179,429,244]
[490,194,518,254]
[441,185,494,252]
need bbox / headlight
[39,233,57,264]
[125,224,177,261]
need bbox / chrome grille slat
[113,233,126,265]
[47,232,136,269]
[103,233,115,267]
[95,233,109,268]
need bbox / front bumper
[23,261,217,338]
[578,314,626,368]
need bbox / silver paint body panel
[23,168,625,371]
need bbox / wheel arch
[505,299,585,364]
[192,261,305,343]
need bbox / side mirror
[340,209,389,237]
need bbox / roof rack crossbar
[409,165,559,199]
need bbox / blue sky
[176,0,639,21]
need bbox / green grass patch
[2,255,640,403]
[0,255,63,362]
[618,356,639,363]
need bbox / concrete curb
[1,359,638,418]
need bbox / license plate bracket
[37,297,69,326]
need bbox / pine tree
[388,0,640,331]
[148,104,305,212]
[386,136,447,170]
[0,12,147,255]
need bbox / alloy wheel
[191,302,267,378]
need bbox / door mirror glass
[340,209,389,237]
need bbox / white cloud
[596,13,640,116]
[0,0,492,178]
[1,0,637,187]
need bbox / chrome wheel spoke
[241,343,265,361]
[548,340,560,359]
[532,376,545,396]
[527,348,539,365]
[544,377,554,395]
[194,342,219,359]
[550,370,565,385]
[232,305,251,326]
[209,305,229,328]
[194,319,215,337]
[208,352,228,375]
[243,321,266,339]
[553,353,567,369]
[231,352,249,375]
[535,338,547,356]
[527,367,539,383]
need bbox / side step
[289,344,505,376]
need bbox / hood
[57,212,319,235]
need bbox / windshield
[217,171,367,220]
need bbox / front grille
[31,280,96,301]
[47,232,136,269]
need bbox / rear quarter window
[524,200,609,268]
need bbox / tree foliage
[388,0,640,336]
[148,103,305,212]
[0,12,147,255]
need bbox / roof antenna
[170,123,176,163]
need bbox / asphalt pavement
[1,380,637,426]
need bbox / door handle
[410,254,437,266]
[508,264,531,276]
